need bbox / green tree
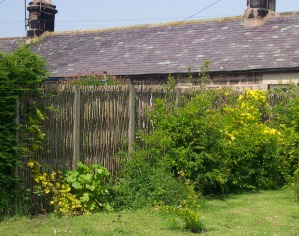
[0,45,48,217]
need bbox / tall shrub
[273,94,299,200]
[133,87,283,195]
[0,45,48,216]
[219,90,283,190]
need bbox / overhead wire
[0,14,229,25]
[168,0,223,27]
[0,0,223,52]
[104,0,223,67]
[0,0,8,5]
[0,0,223,28]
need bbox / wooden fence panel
[38,85,75,170]
[135,85,169,134]
[80,85,130,173]
[20,85,299,186]
[16,84,299,213]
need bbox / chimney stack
[244,0,277,27]
[27,0,58,38]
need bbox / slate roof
[0,38,25,54]
[1,13,299,77]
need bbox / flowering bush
[146,88,283,194]
[220,90,282,190]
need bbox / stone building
[0,0,298,90]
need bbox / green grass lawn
[200,189,299,236]
[0,189,298,236]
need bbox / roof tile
[0,15,299,77]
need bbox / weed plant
[112,145,193,209]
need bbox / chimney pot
[27,0,57,37]
[244,0,277,27]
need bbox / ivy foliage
[0,45,48,216]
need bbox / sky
[0,0,298,38]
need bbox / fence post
[72,86,81,169]
[128,84,136,156]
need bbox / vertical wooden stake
[72,86,81,169]
[128,84,136,156]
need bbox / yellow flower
[263,127,281,136]
[238,95,244,101]
[27,161,35,168]
[50,171,56,181]
[33,177,39,182]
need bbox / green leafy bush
[0,45,47,217]
[135,87,283,195]
[28,161,112,215]
[219,90,283,190]
[161,184,204,233]
[113,136,204,233]
[112,138,194,209]
[64,162,112,213]
[273,95,299,200]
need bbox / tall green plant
[273,95,299,200]
[28,161,112,215]
[137,87,283,194]
[0,45,48,217]
[220,90,282,190]
[112,134,193,209]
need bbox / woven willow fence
[22,84,172,175]
[18,85,299,196]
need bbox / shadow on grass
[203,188,263,201]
